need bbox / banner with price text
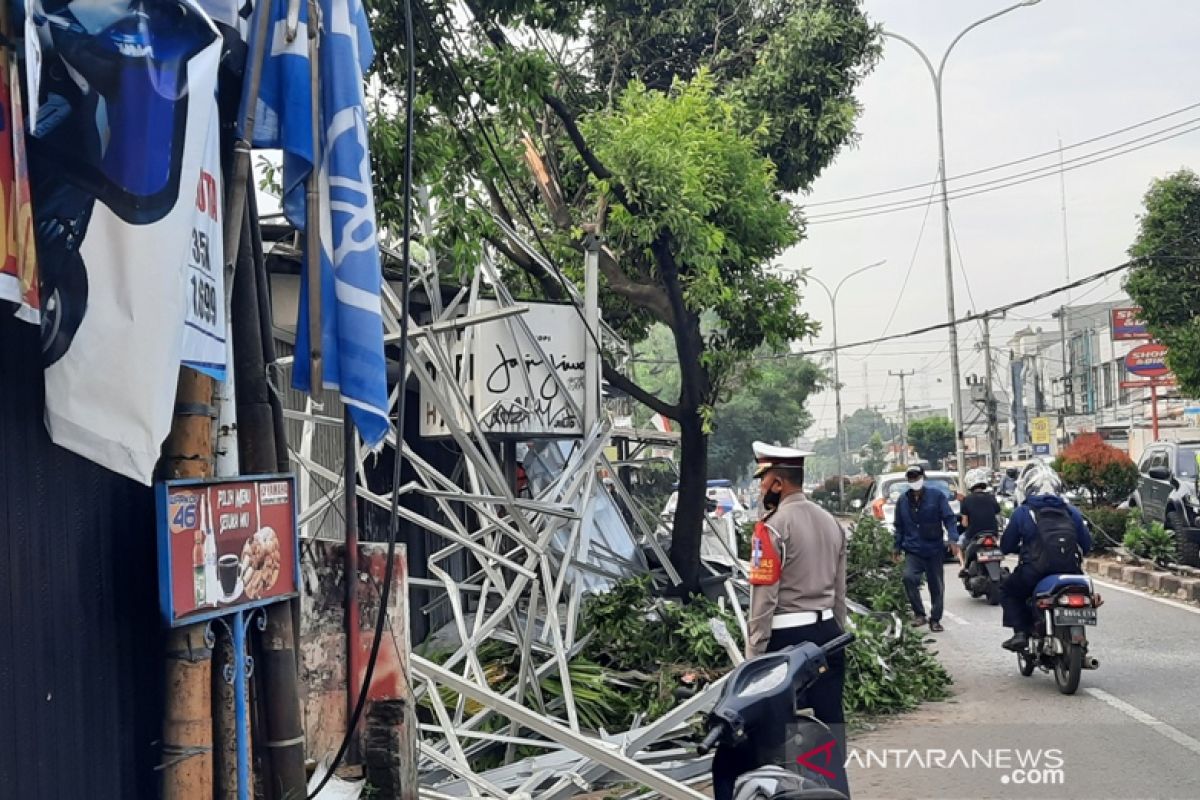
[25,0,226,483]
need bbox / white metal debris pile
[284,240,750,799]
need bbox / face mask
[764,489,782,511]
[908,479,924,492]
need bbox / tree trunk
[669,414,707,597]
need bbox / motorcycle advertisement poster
[0,3,39,323]
[25,0,226,484]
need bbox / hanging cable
[808,121,1200,225]
[306,0,415,792]
[806,99,1200,207]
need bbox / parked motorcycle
[1015,573,1102,695]
[700,633,855,800]
[960,530,1010,605]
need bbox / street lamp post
[884,0,1040,481]
[809,260,887,511]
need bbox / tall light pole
[884,0,1040,481]
[809,260,887,510]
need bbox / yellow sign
[1031,417,1052,445]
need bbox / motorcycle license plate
[977,549,1003,562]
[1053,607,1097,626]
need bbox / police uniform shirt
[746,492,848,657]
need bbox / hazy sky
[784,0,1200,439]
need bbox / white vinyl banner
[28,0,224,483]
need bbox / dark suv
[1130,440,1200,566]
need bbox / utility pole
[583,231,601,433]
[883,0,1041,484]
[981,315,1002,470]
[889,369,915,462]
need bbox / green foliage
[1081,505,1130,554]
[861,432,887,479]
[846,516,907,614]
[810,407,892,478]
[583,575,741,671]
[1123,517,1176,567]
[707,356,827,479]
[844,613,951,717]
[1052,433,1139,506]
[906,417,955,469]
[841,515,951,717]
[1124,169,1200,395]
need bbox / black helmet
[1006,467,1019,479]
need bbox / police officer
[729,441,850,797]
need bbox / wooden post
[161,368,216,800]
[231,172,308,799]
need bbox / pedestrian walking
[892,464,958,632]
[712,441,851,798]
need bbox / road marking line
[1085,688,1200,757]
[1090,577,1200,616]
[942,610,970,626]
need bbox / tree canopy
[1124,169,1200,395]
[906,416,955,469]
[861,432,887,478]
[366,0,880,592]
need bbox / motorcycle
[1015,573,1102,695]
[700,633,855,800]
[960,530,1010,605]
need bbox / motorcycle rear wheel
[986,584,1001,605]
[1054,643,1083,694]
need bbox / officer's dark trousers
[711,617,850,800]
[1000,563,1042,633]
[902,552,945,622]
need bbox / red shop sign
[1124,342,1171,379]
[156,474,299,627]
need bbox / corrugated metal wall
[0,314,162,799]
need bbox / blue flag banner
[247,0,388,447]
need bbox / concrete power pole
[889,370,914,463]
[981,315,1002,470]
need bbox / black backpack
[1028,506,1081,573]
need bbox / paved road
[847,559,1200,799]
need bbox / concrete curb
[1084,557,1200,604]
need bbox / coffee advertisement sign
[156,475,299,627]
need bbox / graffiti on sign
[420,299,589,438]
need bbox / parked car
[866,471,962,561]
[661,479,748,527]
[1130,440,1200,566]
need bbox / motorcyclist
[998,467,1020,496]
[998,464,1092,651]
[957,468,1001,578]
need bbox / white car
[868,470,962,535]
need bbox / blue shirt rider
[892,465,958,632]
[998,465,1093,651]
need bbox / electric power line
[806,99,1200,208]
[807,121,1200,225]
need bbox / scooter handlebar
[697,723,725,756]
[821,632,855,656]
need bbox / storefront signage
[1124,342,1171,379]
[156,474,299,627]
[1111,307,1151,341]
[1030,416,1053,456]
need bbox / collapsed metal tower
[281,230,756,797]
